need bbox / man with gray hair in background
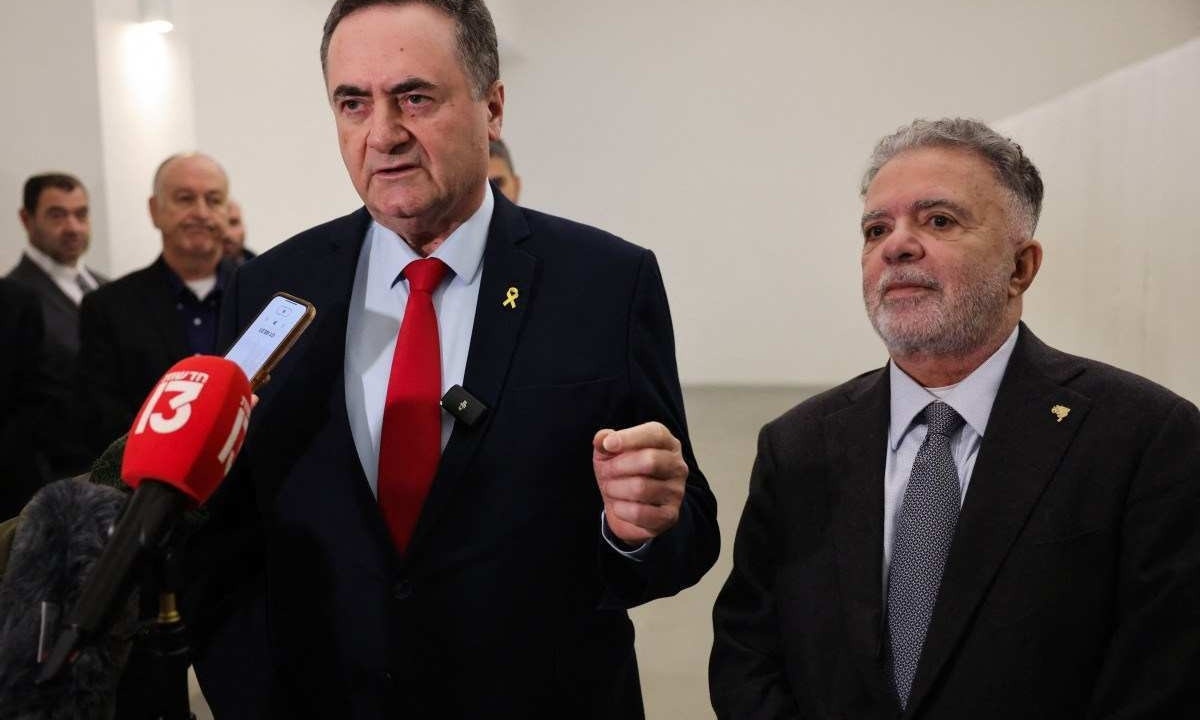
[710,118,1200,718]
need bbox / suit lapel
[825,367,898,705]
[405,195,537,559]
[906,326,1091,713]
[15,256,76,317]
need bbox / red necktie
[378,257,448,553]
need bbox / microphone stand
[147,548,195,720]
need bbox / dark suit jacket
[7,255,107,475]
[711,325,1200,719]
[187,194,720,718]
[76,256,228,458]
[0,279,60,519]
[6,254,107,366]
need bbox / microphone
[0,479,129,719]
[36,355,251,685]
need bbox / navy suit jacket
[710,325,1200,719]
[189,193,719,718]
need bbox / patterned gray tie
[887,400,965,709]
[75,273,94,295]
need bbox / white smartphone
[223,292,316,389]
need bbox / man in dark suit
[710,118,1200,718]
[0,279,60,519]
[8,173,107,370]
[184,2,718,718]
[8,173,107,475]
[76,153,233,459]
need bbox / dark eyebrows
[331,78,437,101]
[387,78,436,95]
[861,209,888,226]
[331,84,369,100]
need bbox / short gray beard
[864,262,1011,358]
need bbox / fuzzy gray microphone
[0,477,136,720]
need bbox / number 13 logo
[134,379,204,435]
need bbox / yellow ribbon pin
[503,287,519,309]
[1051,404,1070,423]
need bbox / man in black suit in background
[8,173,107,372]
[0,279,59,519]
[710,118,1200,718]
[8,173,107,475]
[185,1,718,717]
[76,153,233,458]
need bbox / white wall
[92,0,199,274]
[498,0,1200,386]
[998,38,1200,402]
[0,2,109,275]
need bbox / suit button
[393,580,413,600]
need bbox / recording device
[223,292,315,389]
[441,385,488,427]
[36,355,252,685]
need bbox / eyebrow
[860,198,974,226]
[331,78,437,100]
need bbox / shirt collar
[369,182,493,289]
[160,255,223,302]
[888,325,1020,450]
[24,245,80,283]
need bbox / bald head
[149,153,230,280]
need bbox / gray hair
[860,118,1044,235]
[320,0,499,100]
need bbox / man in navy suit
[186,1,718,717]
[710,118,1200,717]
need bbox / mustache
[873,268,941,296]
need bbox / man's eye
[340,99,363,113]
[930,215,954,228]
[863,225,886,240]
[403,95,431,108]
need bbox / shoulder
[517,206,649,266]
[81,262,162,312]
[1023,329,1193,420]
[763,368,885,440]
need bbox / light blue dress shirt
[882,326,1019,590]
[345,185,493,495]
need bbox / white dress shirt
[23,246,99,305]
[345,185,493,496]
[882,326,1019,589]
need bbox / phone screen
[224,295,310,383]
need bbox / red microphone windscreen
[121,355,252,504]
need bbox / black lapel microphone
[440,385,488,427]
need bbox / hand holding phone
[223,293,315,389]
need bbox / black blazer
[188,194,720,718]
[0,279,60,519]
[76,257,228,458]
[711,325,1200,719]
[6,254,107,367]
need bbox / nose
[64,215,86,235]
[366,102,412,154]
[880,221,924,265]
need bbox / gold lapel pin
[1050,404,1070,423]
[503,287,519,309]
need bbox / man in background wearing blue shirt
[711,118,1200,718]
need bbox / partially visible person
[220,198,256,265]
[76,153,233,459]
[710,118,1200,718]
[488,138,521,202]
[0,279,59,520]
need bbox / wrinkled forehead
[863,146,1007,214]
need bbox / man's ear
[148,196,163,231]
[18,208,32,233]
[1010,239,1043,297]
[486,81,505,142]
